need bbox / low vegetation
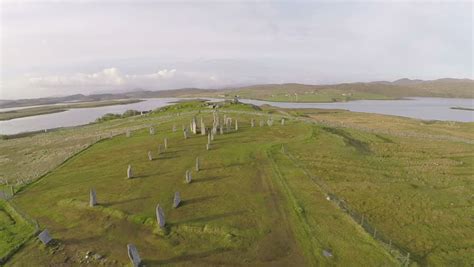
[0,101,472,266]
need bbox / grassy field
[1,101,472,266]
[0,99,142,121]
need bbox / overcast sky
[0,1,472,99]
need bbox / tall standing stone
[148,151,153,161]
[185,170,192,184]
[173,192,181,208]
[158,144,163,155]
[149,127,155,135]
[89,188,97,207]
[127,244,142,267]
[196,157,200,171]
[127,165,133,179]
[183,129,188,139]
[126,130,131,137]
[235,120,238,131]
[211,133,214,141]
[191,117,197,134]
[207,133,211,144]
[164,138,168,150]
[219,125,224,135]
[206,143,210,151]
[201,118,206,135]
[156,204,165,228]
[251,119,255,127]
[281,118,285,125]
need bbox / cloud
[27,68,179,89]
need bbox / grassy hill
[1,101,473,266]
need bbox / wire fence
[282,145,412,266]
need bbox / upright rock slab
[156,204,166,228]
[281,118,285,125]
[251,119,255,127]
[185,170,192,184]
[38,229,53,245]
[173,192,181,208]
[148,151,153,161]
[127,165,133,179]
[164,138,168,150]
[127,244,142,267]
[126,130,131,137]
[89,188,97,207]
[149,127,155,135]
[235,120,238,131]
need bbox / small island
[451,106,474,111]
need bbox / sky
[0,0,472,99]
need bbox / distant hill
[0,78,472,108]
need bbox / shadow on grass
[102,196,150,207]
[145,247,232,265]
[193,175,230,183]
[171,210,247,225]
[181,195,219,206]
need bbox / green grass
[0,200,37,263]
[1,101,473,266]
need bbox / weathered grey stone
[260,120,264,127]
[323,249,333,258]
[206,143,210,151]
[281,118,285,125]
[126,130,131,137]
[191,117,197,134]
[251,119,255,127]
[38,229,53,245]
[185,170,192,184]
[156,204,166,228]
[89,188,97,207]
[183,129,188,139]
[201,118,206,135]
[173,192,181,208]
[127,244,142,267]
[148,151,153,161]
[211,133,214,141]
[149,127,155,135]
[172,124,177,132]
[127,165,133,179]
[235,120,238,131]
[164,138,168,150]
[219,125,224,135]
[196,157,200,171]
[207,133,211,144]
[158,144,163,155]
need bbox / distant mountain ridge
[1,78,472,108]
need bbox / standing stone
[158,144,163,155]
[183,129,188,139]
[149,127,155,135]
[164,138,168,150]
[173,192,181,208]
[235,120,238,131]
[148,151,153,161]
[156,204,165,228]
[126,130,131,137]
[206,143,211,151]
[207,133,211,144]
[260,120,264,127]
[219,125,224,135]
[211,133,214,141]
[185,170,192,184]
[172,124,177,132]
[191,117,197,134]
[89,188,97,207]
[127,165,133,179]
[251,119,255,127]
[201,118,206,135]
[196,157,200,171]
[38,229,53,245]
[127,244,142,267]
[281,118,285,125]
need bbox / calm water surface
[0,97,472,135]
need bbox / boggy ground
[2,101,473,266]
